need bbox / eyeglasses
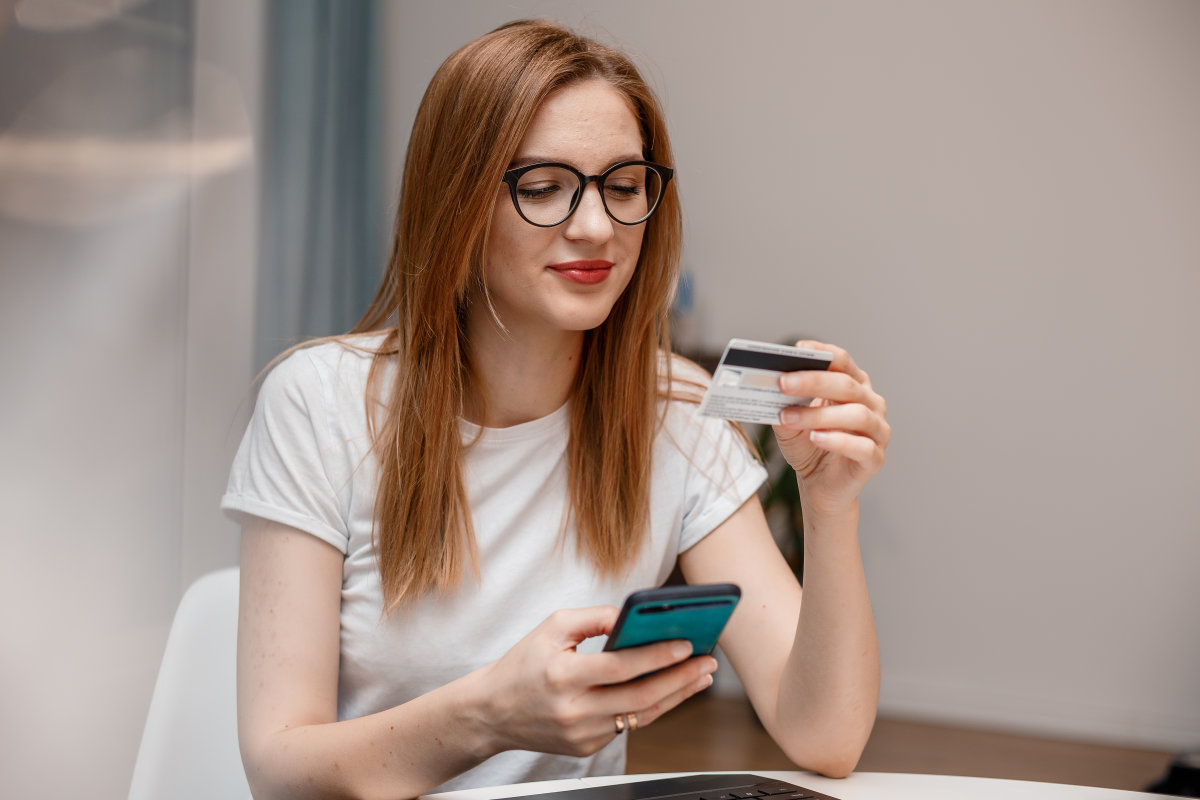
[501,160,674,227]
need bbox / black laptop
[495,774,842,800]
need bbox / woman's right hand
[473,606,718,757]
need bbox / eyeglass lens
[512,164,664,226]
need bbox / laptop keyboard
[709,777,834,800]
[493,773,842,800]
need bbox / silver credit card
[698,338,833,425]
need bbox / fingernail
[672,641,694,660]
[695,674,714,692]
[780,408,801,425]
[701,657,717,675]
[810,430,828,443]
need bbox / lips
[547,259,614,285]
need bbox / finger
[794,340,869,385]
[557,651,714,746]
[601,673,713,739]
[544,606,621,650]
[808,429,887,470]
[630,669,716,729]
[779,403,891,447]
[599,655,718,726]
[580,638,696,686]
[779,370,885,414]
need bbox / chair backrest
[128,567,250,800]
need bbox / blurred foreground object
[0,47,250,226]
[15,0,151,32]
[1146,751,1200,797]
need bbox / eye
[516,182,563,202]
[604,166,647,201]
[513,165,576,203]
[604,182,643,200]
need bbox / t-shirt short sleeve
[672,402,769,553]
[221,349,352,553]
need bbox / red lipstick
[548,259,614,285]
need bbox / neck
[463,307,584,428]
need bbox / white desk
[425,770,1170,800]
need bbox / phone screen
[604,583,740,655]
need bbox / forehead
[514,79,644,169]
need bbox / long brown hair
[354,20,684,611]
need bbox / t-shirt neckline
[458,401,569,443]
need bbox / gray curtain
[257,0,385,371]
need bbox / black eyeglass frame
[501,160,675,228]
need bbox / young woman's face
[482,79,647,339]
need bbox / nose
[562,182,615,243]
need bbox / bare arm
[237,517,717,800]
[679,497,878,778]
[680,340,888,778]
[237,518,496,800]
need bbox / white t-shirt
[222,336,766,792]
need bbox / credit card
[698,338,833,425]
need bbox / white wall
[0,2,259,798]
[383,1,1200,749]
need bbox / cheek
[484,206,528,273]
[483,223,550,291]
[620,225,647,266]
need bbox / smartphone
[604,583,741,655]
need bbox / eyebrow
[507,153,646,171]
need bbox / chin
[552,296,623,332]
[559,313,614,333]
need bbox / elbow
[771,694,877,779]
[804,752,860,780]
[239,731,408,800]
[238,730,345,800]
[784,743,862,780]
[778,721,872,779]
[238,737,281,800]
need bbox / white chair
[128,567,251,800]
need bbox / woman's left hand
[772,341,890,517]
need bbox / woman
[224,19,888,800]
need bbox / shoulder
[257,332,392,416]
[655,350,746,454]
[650,354,767,541]
[657,350,711,401]
[263,332,389,389]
